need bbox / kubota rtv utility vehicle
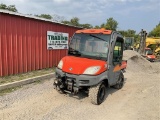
[53,29,127,105]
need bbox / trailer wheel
[113,73,124,89]
[89,82,106,105]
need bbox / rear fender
[120,60,127,70]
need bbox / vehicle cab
[145,48,156,62]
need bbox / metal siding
[7,16,13,75]
[23,19,27,73]
[0,13,2,76]
[35,21,39,70]
[0,13,81,76]
[2,15,8,76]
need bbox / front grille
[79,80,89,84]
[66,77,76,82]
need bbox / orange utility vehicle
[53,29,127,105]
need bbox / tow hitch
[53,78,79,94]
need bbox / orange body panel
[120,61,127,70]
[61,56,107,75]
[146,55,156,59]
[76,29,112,35]
[113,61,127,72]
[113,64,121,72]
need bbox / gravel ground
[0,51,160,120]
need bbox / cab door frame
[107,32,124,86]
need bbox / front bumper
[55,68,107,87]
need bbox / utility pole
[139,29,147,55]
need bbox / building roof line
[0,9,82,29]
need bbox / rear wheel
[89,82,106,105]
[113,73,124,89]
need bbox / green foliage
[0,3,18,12]
[62,17,79,26]
[62,17,118,30]
[70,17,80,26]
[105,17,118,31]
[118,29,136,37]
[148,23,160,37]
[35,14,52,20]
[62,20,71,25]
[7,5,17,12]
[100,23,105,28]
[118,29,140,44]
[94,25,101,29]
[80,23,93,29]
[96,18,118,30]
[0,3,7,9]
[62,17,93,28]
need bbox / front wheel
[89,82,106,105]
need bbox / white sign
[47,31,69,49]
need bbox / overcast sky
[0,0,160,32]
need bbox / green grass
[0,86,22,96]
[0,67,55,85]
[0,79,46,96]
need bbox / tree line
[0,3,159,41]
[0,3,17,12]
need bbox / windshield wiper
[68,49,81,56]
[90,34,106,41]
[82,54,107,61]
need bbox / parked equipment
[144,48,156,62]
[146,37,160,57]
[124,37,134,50]
[53,29,127,105]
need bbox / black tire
[89,82,106,105]
[113,72,124,89]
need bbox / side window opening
[113,38,123,63]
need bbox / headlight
[57,60,63,69]
[83,66,101,75]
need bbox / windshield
[145,49,153,55]
[68,33,111,60]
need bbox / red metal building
[0,10,81,77]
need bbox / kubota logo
[69,68,73,71]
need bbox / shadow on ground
[66,77,128,102]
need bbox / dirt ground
[0,50,160,120]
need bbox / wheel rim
[119,77,124,88]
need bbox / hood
[61,56,107,75]
[146,55,156,59]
